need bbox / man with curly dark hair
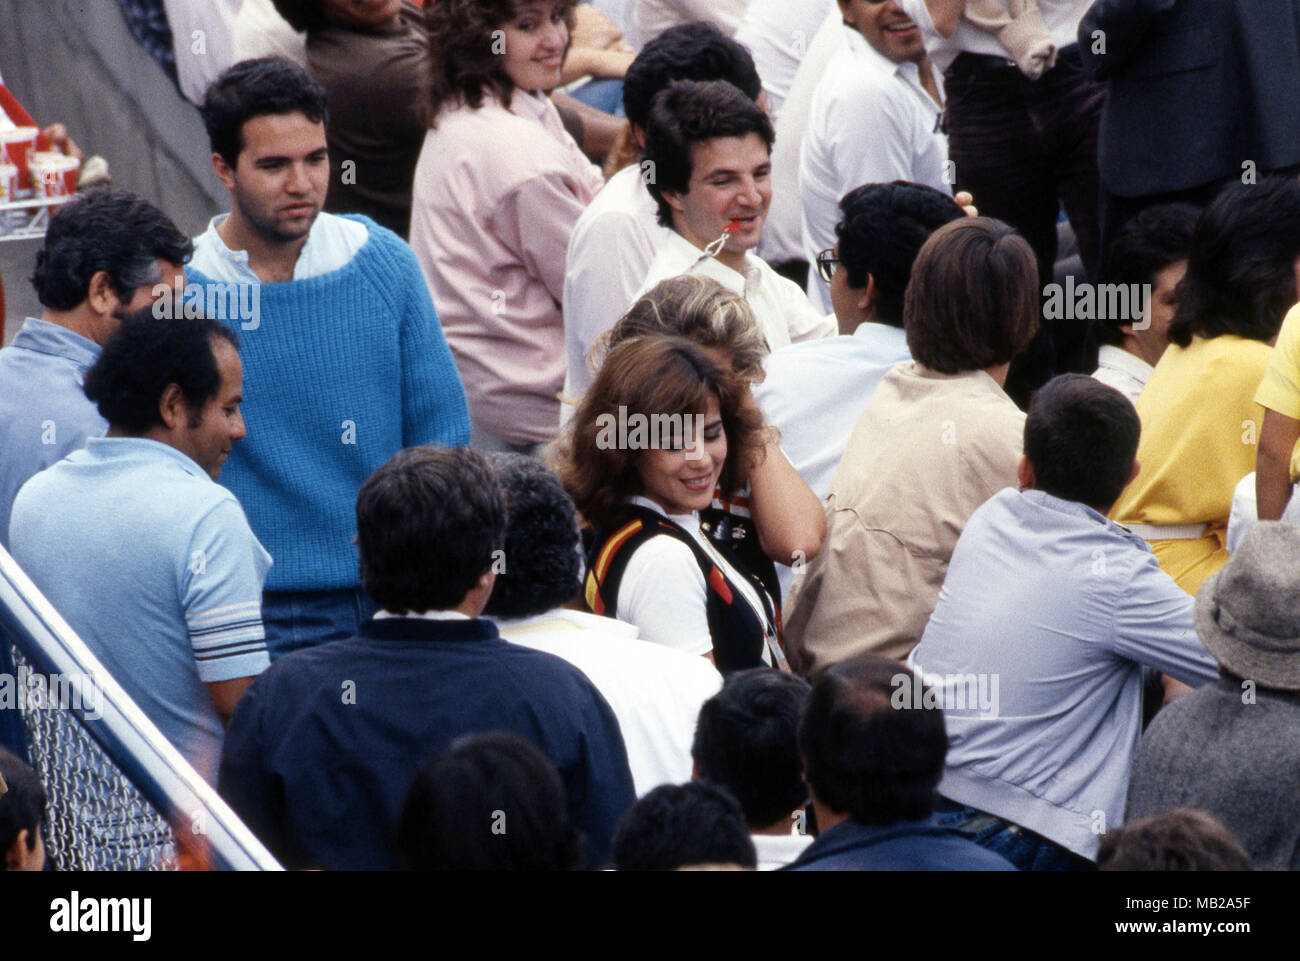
[10,311,270,786]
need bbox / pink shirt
[410,90,603,445]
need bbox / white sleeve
[564,207,658,399]
[778,273,838,343]
[616,536,715,657]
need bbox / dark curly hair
[202,57,328,167]
[1094,203,1198,348]
[642,79,774,228]
[356,445,506,614]
[1167,177,1300,347]
[612,781,757,871]
[423,0,579,123]
[692,669,811,830]
[32,188,192,311]
[834,181,965,327]
[621,21,761,131]
[481,452,583,619]
[556,335,767,533]
[83,310,238,434]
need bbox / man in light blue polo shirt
[9,313,270,785]
[0,189,189,762]
[756,182,964,505]
[910,375,1218,869]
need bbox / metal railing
[0,545,280,871]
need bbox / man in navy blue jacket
[785,654,1014,871]
[217,445,636,870]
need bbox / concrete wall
[1,0,225,341]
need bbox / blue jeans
[935,800,1095,871]
[567,77,625,116]
[261,588,376,661]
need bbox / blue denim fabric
[261,588,376,661]
[934,802,1095,872]
[567,78,625,116]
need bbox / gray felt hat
[1194,521,1300,691]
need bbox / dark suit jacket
[217,616,636,870]
[1080,0,1300,195]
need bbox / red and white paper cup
[0,126,39,190]
[28,151,80,203]
[0,161,18,205]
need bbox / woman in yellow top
[1111,178,1300,594]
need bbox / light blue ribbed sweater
[190,217,470,591]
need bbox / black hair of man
[83,309,238,434]
[1169,176,1300,347]
[1024,374,1140,511]
[201,57,329,168]
[1094,204,1199,348]
[642,79,775,229]
[1097,808,1252,871]
[691,668,811,830]
[612,780,757,870]
[799,654,948,826]
[355,445,506,614]
[31,188,192,311]
[396,731,583,870]
[835,181,965,327]
[622,22,762,132]
[0,747,46,870]
[481,453,582,620]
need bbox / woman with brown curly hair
[410,0,604,454]
[559,334,783,672]
[594,274,825,606]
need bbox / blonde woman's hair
[595,274,770,385]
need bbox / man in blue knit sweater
[191,58,470,658]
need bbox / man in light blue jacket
[909,374,1218,869]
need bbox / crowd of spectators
[5,0,1300,873]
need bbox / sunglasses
[815,247,841,284]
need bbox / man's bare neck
[217,215,308,284]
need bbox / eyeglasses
[815,248,841,284]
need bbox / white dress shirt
[493,607,723,797]
[800,25,949,312]
[759,7,844,267]
[1091,344,1152,406]
[563,163,674,404]
[734,0,837,121]
[631,229,836,356]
